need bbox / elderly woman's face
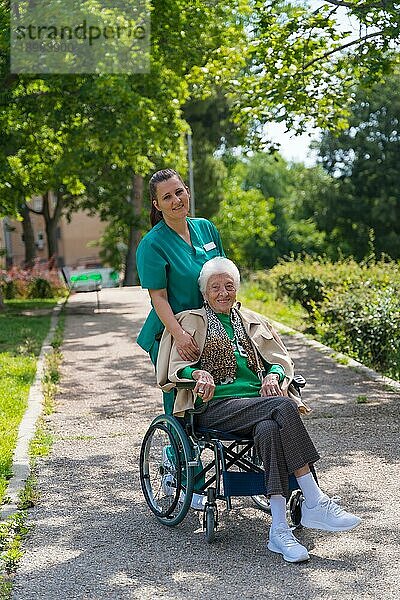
[205,273,237,314]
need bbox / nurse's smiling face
[153,176,190,223]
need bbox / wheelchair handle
[292,374,306,388]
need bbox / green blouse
[178,312,285,405]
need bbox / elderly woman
[157,257,361,563]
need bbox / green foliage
[356,395,368,404]
[212,163,276,268]
[97,220,129,272]
[29,423,53,460]
[51,309,65,351]
[0,0,248,223]
[1,282,16,301]
[239,154,327,265]
[277,273,326,311]
[239,277,308,331]
[0,577,12,600]
[267,255,399,311]
[0,263,65,299]
[314,285,400,380]
[313,71,400,260]
[213,153,331,269]
[184,94,240,218]
[0,353,36,500]
[260,256,400,379]
[230,1,400,145]
[27,278,53,299]
[0,513,29,574]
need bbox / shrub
[28,277,54,299]
[265,255,400,314]
[249,255,400,379]
[313,284,400,380]
[0,260,66,299]
[3,280,17,300]
[276,273,326,310]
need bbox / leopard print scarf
[200,303,260,384]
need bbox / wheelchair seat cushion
[194,426,252,443]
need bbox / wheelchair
[139,376,312,543]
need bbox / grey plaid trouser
[195,396,320,497]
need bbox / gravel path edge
[0,300,65,522]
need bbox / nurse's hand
[174,329,200,361]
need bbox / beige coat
[157,306,299,416]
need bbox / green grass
[0,301,64,597]
[330,353,350,365]
[0,299,57,504]
[238,281,308,331]
[0,512,30,584]
[356,394,368,404]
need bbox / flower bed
[0,261,66,299]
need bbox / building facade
[0,200,106,269]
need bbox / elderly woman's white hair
[198,257,240,295]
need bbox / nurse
[136,168,225,413]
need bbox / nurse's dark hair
[149,169,186,227]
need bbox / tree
[21,202,36,266]
[314,71,400,260]
[228,0,400,146]
[0,0,249,280]
[231,153,327,266]
[3,0,399,278]
[184,93,246,218]
[213,162,276,269]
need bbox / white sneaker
[191,493,207,511]
[161,473,174,497]
[301,494,361,532]
[268,525,309,563]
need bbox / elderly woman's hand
[174,329,200,362]
[261,373,283,397]
[192,369,215,402]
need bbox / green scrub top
[136,217,225,354]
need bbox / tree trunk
[43,191,64,268]
[123,174,143,286]
[21,202,36,267]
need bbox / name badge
[203,241,216,251]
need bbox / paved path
[12,287,400,600]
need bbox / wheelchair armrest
[175,381,196,390]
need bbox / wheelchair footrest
[222,471,266,497]
[222,472,300,498]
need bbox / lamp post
[187,131,195,217]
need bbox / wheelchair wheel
[140,415,195,526]
[289,489,303,528]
